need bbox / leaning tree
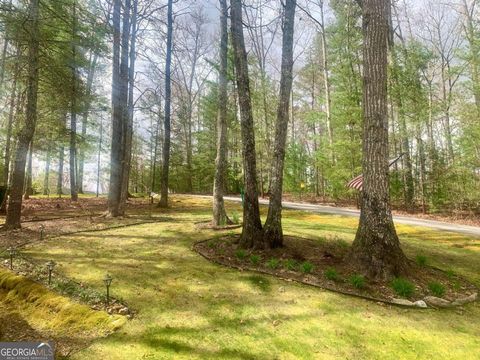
[5,0,40,229]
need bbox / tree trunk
[78,53,98,194]
[158,0,173,208]
[69,111,78,201]
[117,0,131,214]
[96,117,103,197]
[0,0,12,87]
[69,0,78,202]
[24,142,33,199]
[120,0,137,211]
[185,114,193,193]
[212,0,231,227]
[262,0,296,248]
[5,0,40,230]
[349,0,409,280]
[43,146,51,196]
[390,47,414,211]
[2,48,19,187]
[0,49,19,213]
[107,0,127,216]
[417,125,427,214]
[57,118,65,198]
[399,114,414,211]
[318,0,335,164]
[151,100,161,193]
[230,0,263,248]
[440,61,455,163]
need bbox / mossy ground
[0,268,125,357]
[2,195,480,359]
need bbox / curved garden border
[193,238,478,309]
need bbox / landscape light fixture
[7,247,16,270]
[103,274,113,306]
[46,260,56,285]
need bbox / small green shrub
[416,255,428,266]
[324,267,339,281]
[428,282,445,297]
[235,249,247,260]
[284,259,297,271]
[349,274,366,289]
[266,258,280,270]
[250,255,260,265]
[232,212,240,224]
[207,240,215,248]
[446,269,455,279]
[391,277,415,298]
[300,262,314,273]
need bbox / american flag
[347,154,405,191]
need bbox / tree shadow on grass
[244,274,272,293]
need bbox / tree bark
[416,125,427,214]
[158,0,173,208]
[43,146,51,196]
[96,117,103,197]
[262,0,296,248]
[120,0,137,210]
[69,110,78,201]
[151,98,162,194]
[57,117,66,197]
[212,0,231,227]
[349,0,408,280]
[78,53,98,194]
[0,0,12,87]
[317,0,335,164]
[116,0,131,214]
[69,0,78,202]
[0,48,20,213]
[107,0,128,216]
[5,0,40,230]
[230,0,263,248]
[24,142,33,199]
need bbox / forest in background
[0,0,479,215]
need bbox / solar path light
[46,260,56,285]
[7,247,16,270]
[103,274,113,306]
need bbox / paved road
[199,195,480,237]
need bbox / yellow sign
[300,182,305,189]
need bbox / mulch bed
[0,198,170,249]
[194,235,478,307]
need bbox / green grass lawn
[18,195,480,359]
